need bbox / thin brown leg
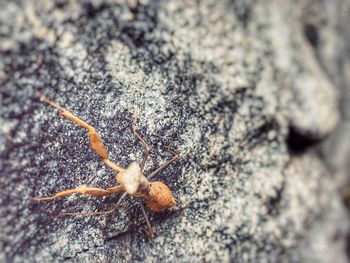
[140,202,154,238]
[59,192,128,216]
[147,147,179,180]
[32,185,125,201]
[39,94,125,173]
[131,126,151,171]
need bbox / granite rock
[0,0,349,262]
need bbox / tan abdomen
[143,181,176,212]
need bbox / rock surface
[0,0,349,262]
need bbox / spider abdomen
[143,181,176,212]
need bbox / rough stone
[1,0,349,262]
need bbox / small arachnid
[32,94,179,238]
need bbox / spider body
[33,94,179,238]
[115,163,175,212]
[143,182,176,212]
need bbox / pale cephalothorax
[116,163,150,196]
[33,94,179,238]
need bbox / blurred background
[1,0,350,262]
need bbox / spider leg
[140,202,154,238]
[131,126,151,171]
[147,147,179,180]
[59,192,128,216]
[32,185,125,201]
[39,94,125,173]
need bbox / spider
[32,94,179,238]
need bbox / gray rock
[0,0,349,262]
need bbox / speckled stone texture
[1,0,350,262]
